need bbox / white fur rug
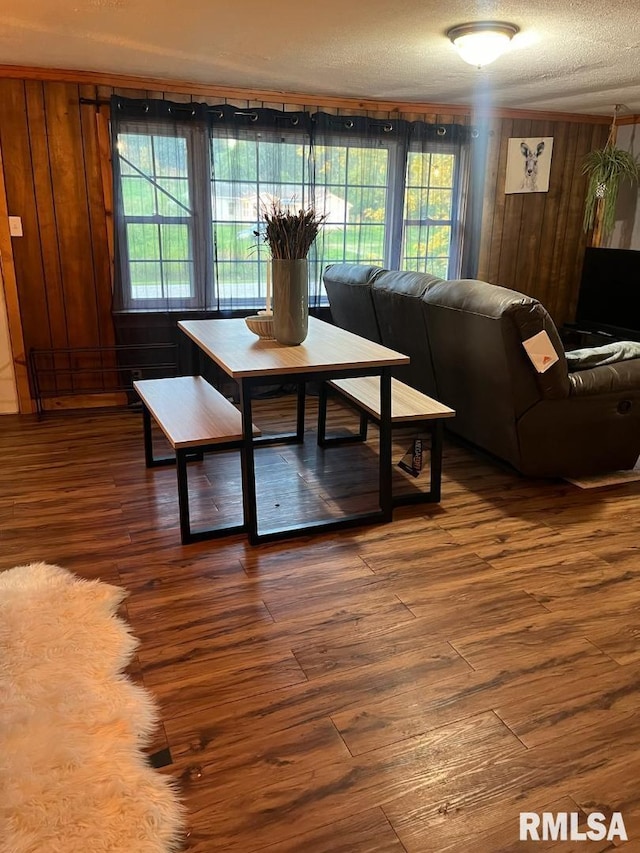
[0,562,183,853]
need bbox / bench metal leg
[175,443,248,545]
[176,449,191,544]
[240,378,259,545]
[392,418,445,507]
[141,402,178,469]
[359,411,369,441]
[317,384,369,447]
[430,419,444,503]
[141,402,246,544]
[142,404,154,468]
[317,382,328,446]
[379,369,393,520]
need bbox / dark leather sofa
[323,263,640,478]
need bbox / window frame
[114,119,211,312]
[112,106,471,313]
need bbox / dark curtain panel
[208,105,313,311]
[111,96,477,313]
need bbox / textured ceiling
[1,0,639,115]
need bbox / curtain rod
[82,96,481,137]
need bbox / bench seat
[134,376,259,543]
[328,376,455,423]
[318,376,455,505]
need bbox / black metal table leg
[379,368,393,520]
[358,411,369,440]
[239,378,259,544]
[317,382,328,446]
[176,448,191,544]
[296,381,306,442]
[430,419,444,503]
[142,403,154,468]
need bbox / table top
[178,317,410,379]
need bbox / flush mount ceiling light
[447,21,519,68]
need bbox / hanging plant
[582,106,640,239]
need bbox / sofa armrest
[569,358,640,396]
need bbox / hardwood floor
[2,395,640,851]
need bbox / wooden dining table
[178,316,409,544]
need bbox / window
[402,150,457,278]
[312,142,390,268]
[114,120,212,311]
[209,133,312,309]
[112,100,472,312]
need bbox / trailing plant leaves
[582,144,640,237]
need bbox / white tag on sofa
[522,330,559,373]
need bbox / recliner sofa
[323,263,640,478]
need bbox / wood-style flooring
[2,394,640,852]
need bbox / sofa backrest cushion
[371,270,443,396]
[421,279,570,466]
[323,264,383,343]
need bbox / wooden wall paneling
[112,87,148,99]
[44,82,102,391]
[97,85,114,101]
[551,121,593,324]
[95,105,114,296]
[545,122,580,323]
[497,119,532,288]
[565,122,609,323]
[0,136,33,412]
[25,80,77,396]
[24,79,69,383]
[532,119,569,311]
[435,113,456,129]
[514,119,554,301]
[485,118,513,284]
[79,84,117,394]
[475,117,502,281]
[261,101,287,112]
[0,78,54,403]
[165,92,193,103]
[79,83,113,342]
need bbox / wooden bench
[317,376,455,504]
[133,376,259,544]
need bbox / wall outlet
[131,369,143,381]
[9,216,23,237]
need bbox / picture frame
[505,137,554,194]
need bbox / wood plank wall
[477,115,608,324]
[0,74,608,408]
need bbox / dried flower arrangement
[255,201,327,260]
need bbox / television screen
[576,247,640,337]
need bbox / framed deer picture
[505,137,554,194]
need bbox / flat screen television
[575,247,640,339]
